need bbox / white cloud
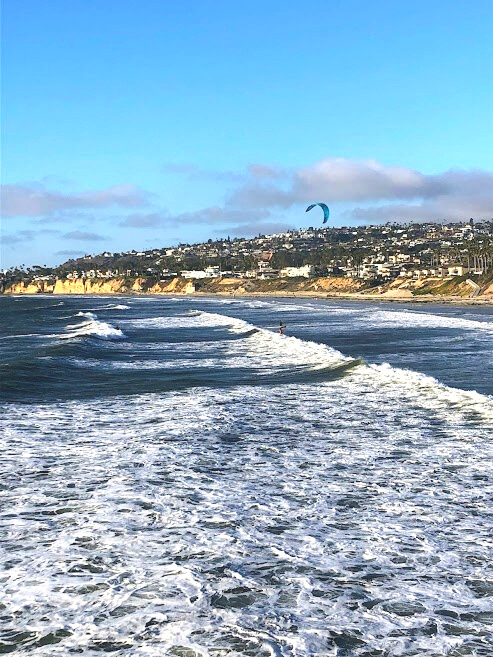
[119,206,271,228]
[55,250,87,257]
[213,221,294,237]
[63,231,107,241]
[224,158,493,222]
[173,206,270,225]
[1,183,148,218]
[2,228,62,245]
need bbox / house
[447,264,469,276]
[204,266,221,277]
[180,267,221,279]
[258,269,279,280]
[180,270,209,279]
[279,265,315,278]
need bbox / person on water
[278,321,286,335]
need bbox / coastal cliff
[2,276,197,295]
[4,280,55,294]
[2,274,492,300]
[194,276,365,295]
[1,276,362,296]
[374,275,493,299]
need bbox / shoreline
[195,290,493,306]
[3,288,493,306]
[2,274,492,306]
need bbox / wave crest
[63,312,124,340]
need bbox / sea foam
[63,312,125,340]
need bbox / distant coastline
[2,275,493,305]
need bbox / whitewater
[1,295,492,656]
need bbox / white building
[180,270,209,279]
[258,269,280,280]
[279,265,315,278]
[180,267,221,279]
[447,264,469,276]
[204,266,221,277]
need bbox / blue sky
[2,0,493,268]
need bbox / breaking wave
[2,296,493,654]
[369,307,493,333]
[62,312,125,340]
[196,310,493,425]
[105,303,130,310]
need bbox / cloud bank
[159,158,493,227]
[1,183,147,218]
[2,228,61,246]
[224,159,493,222]
[63,231,107,241]
[119,206,272,228]
[3,159,491,266]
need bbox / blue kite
[306,203,330,224]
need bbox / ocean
[1,294,492,656]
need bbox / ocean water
[1,294,493,656]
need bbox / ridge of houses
[5,220,493,284]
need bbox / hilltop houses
[5,220,491,289]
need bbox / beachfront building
[279,265,315,278]
[180,266,222,279]
[447,264,469,276]
[204,266,221,277]
[180,270,209,279]
[402,267,448,278]
[258,269,280,280]
[376,263,402,278]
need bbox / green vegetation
[2,221,492,294]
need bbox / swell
[0,307,358,403]
[2,308,493,427]
[0,358,362,404]
[209,310,493,425]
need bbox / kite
[306,203,330,224]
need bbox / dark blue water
[1,294,492,656]
[1,295,492,402]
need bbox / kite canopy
[306,203,330,224]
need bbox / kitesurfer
[278,321,286,335]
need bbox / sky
[1,0,493,268]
